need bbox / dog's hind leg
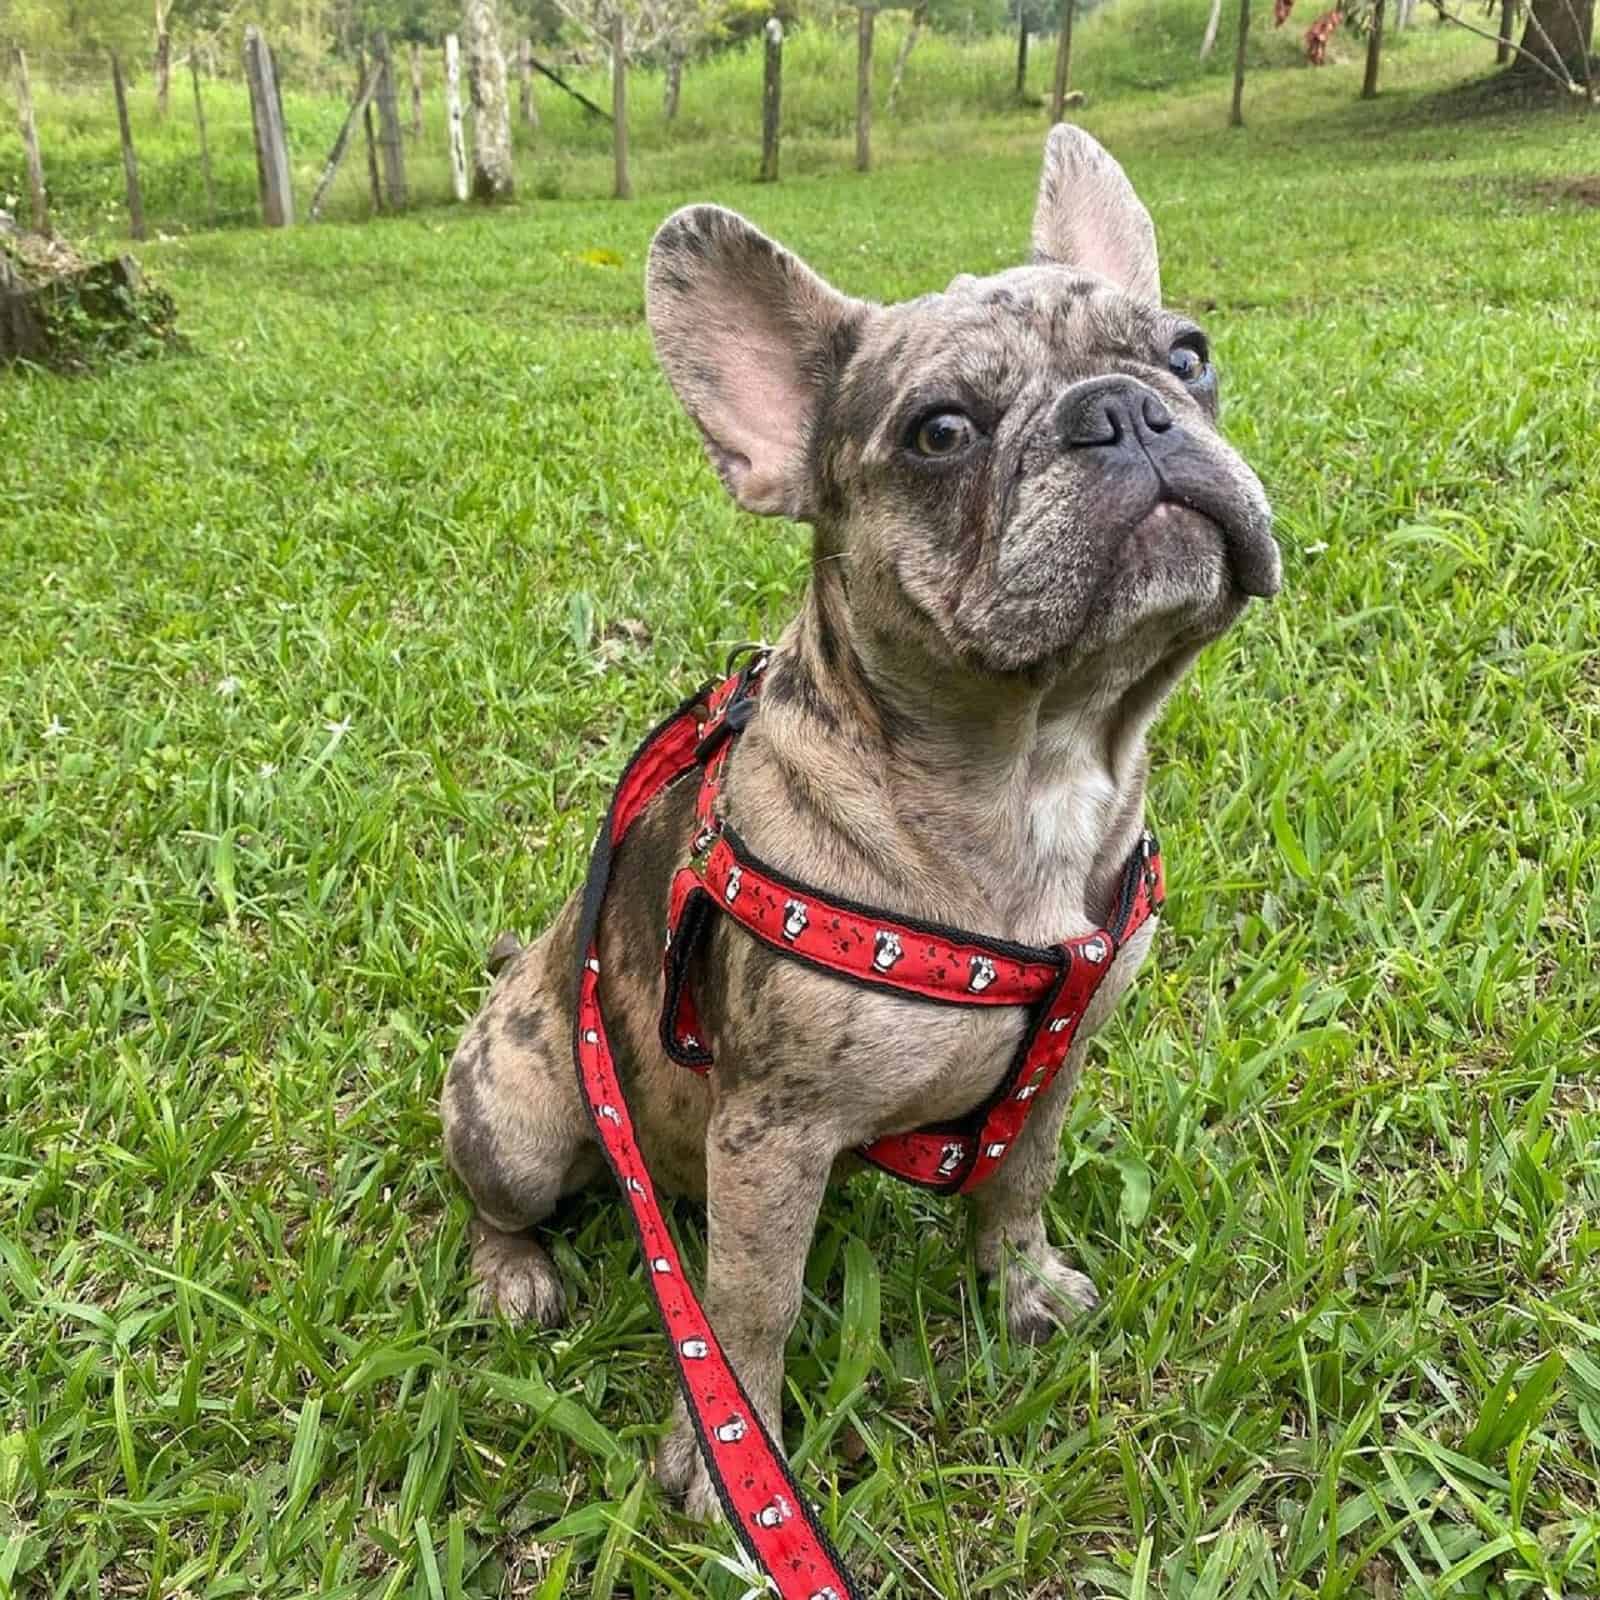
[442,897,603,1326]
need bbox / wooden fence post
[445,35,469,201]
[356,47,383,212]
[310,59,382,220]
[1496,0,1513,58]
[885,0,926,114]
[12,48,49,236]
[1229,0,1249,125]
[409,41,423,136]
[371,32,408,208]
[189,48,216,223]
[1362,0,1385,94]
[110,53,147,241]
[244,26,294,225]
[520,37,539,127]
[760,18,783,182]
[155,27,171,118]
[1050,0,1076,119]
[611,11,631,199]
[1015,13,1029,95]
[856,6,874,173]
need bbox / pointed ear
[646,205,862,520]
[1031,125,1161,305]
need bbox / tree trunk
[1050,0,1075,115]
[1230,0,1250,123]
[1512,0,1592,76]
[611,12,631,200]
[1015,13,1030,95]
[887,2,926,114]
[1362,0,1385,94]
[1200,0,1224,55]
[1497,0,1514,61]
[464,0,515,200]
[409,41,423,137]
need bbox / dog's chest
[707,912,1157,1144]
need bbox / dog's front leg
[970,1053,1100,1344]
[656,1103,833,1521]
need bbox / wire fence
[2,33,629,240]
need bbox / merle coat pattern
[441,125,1280,1521]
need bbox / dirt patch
[1529,175,1600,206]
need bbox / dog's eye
[1168,340,1209,385]
[912,412,975,458]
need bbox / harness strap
[660,654,1165,1193]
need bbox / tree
[463,0,514,199]
[1511,0,1593,79]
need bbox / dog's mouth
[1127,497,1281,600]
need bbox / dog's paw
[1006,1247,1099,1344]
[469,1220,566,1328]
[656,1403,724,1523]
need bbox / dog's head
[646,127,1279,691]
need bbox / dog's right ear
[646,205,862,520]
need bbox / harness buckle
[694,654,767,763]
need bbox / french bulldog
[441,124,1280,1521]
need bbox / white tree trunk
[463,0,514,200]
[446,35,469,200]
[1200,0,1225,56]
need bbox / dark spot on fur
[508,1006,546,1049]
[445,1059,529,1227]
[762,653,841,734]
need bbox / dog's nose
[1057,377,1173,452]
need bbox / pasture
[3,14,1598,1599]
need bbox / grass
[4,9,1600,1598]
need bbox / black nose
[1057,377,1174,452]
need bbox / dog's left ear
[646,205,864,520]
[1031,125,1160,305]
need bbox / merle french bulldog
[442,124,1280,1520]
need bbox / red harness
[571,649,1165,1599]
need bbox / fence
[2,2,1494,244]
[4,12,1114,242]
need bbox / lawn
[2,15,1599,1600]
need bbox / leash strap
[572,684,861,1600]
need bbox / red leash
[570,652,1164,1597]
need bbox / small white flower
[217,676,240,697]
[1305,541,1329,555]
[43,717,67,739]
[259,761,278,777]
[325,717,352,739]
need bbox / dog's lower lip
[1140,500,1280,599]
